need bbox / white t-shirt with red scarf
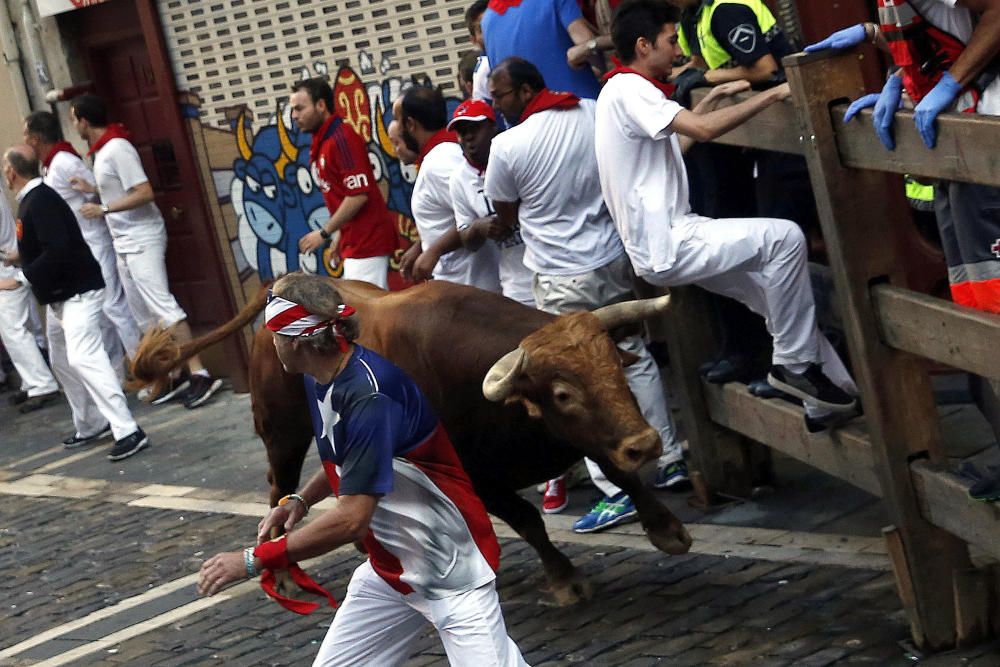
[484,95,623,276]
[91,127,166,253]
[595,71,695,276]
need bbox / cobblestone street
[1,388,998,666]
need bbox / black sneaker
[108,428,149,461]
[183,375,223,409]
[969,467,1000,502]
[63,424,112,449]
[149,375,191,406]
[7,390,28,406]
[18,391,60,413]
[767,364,857,413]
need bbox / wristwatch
[101,204,111,215]
[587,38,599,55]
[319,229,331,241]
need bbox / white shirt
[411,140,500,290]
[43,150,115,253]
[0,192,17,280]
[595,73,694,276]
[93,137,166,252]
[913,0,1000,116]
[472,55,492,102]
[450,159,533,306]
[484,100,624,276]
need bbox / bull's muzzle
[614,427,662,472]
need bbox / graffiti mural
[194,56,462,292]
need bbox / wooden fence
[670,49,1000,651]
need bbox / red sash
[603,66,677,99]
[254,536,338,615]
[518,89,581,124]
[416,129,458,166]
[43,142,80,168]
[86,124,133,157]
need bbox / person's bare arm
[670,83,790,143]
[412,226,464,282]
[300,193,368,252]
[679,80,753,153]
[566,18,598,68]
[950,0,1000,86]
[80,181,155,219]
[492,200,519,235]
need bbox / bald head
[4,144,39,179]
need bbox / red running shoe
[542,476,568,514]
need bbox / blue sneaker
[653,461,690,490]
[572,492,637,533]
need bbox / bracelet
[243,547,259,578]
[870,23,881,45]
[319,229,331,241]
[278,493,310,515]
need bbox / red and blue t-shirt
[310,115,397,259]
[304,345,500,598]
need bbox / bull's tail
[129,282,272,389]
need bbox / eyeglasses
[491,88,516,102]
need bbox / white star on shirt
[318,392,341,455]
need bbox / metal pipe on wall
[0,0,32,117]
[20,0,53,94]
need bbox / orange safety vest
[877,0,980,109]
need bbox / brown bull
[133,278,691,604]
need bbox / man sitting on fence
[596,0,859,428]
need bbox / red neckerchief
[487,0,523,15]
[518,89,581,124]
[464,155,486,174]
[43,142,80,168]
[417,129,458,166]
[86,123,132,157]
[255,536,338,615]
[603,66,677,98]
[309,113,343,167]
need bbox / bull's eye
[263,184,277,199]
[552,387,574,407]
[246,175,260,193]
[297,166,314,194]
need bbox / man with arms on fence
[596,0,858,428]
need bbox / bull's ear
[617,347,640,368]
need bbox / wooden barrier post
[784,50,976,650]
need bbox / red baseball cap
[447,99,496,130]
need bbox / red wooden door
[69,0,248,389]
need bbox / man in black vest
[0,145,149,461]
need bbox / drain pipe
[20,0,53,96]
[0,0,31,117]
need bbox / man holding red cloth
[291,78,397,289]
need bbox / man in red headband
[198,273,527,666]
[484,57,687,533]
[68,94,222,410]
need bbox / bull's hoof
[648,524,693,555]
[543,573,592,606]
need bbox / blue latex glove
[843,94,879,122]
[914,71,962,149]
[873,75,904,150]
[804,24,867,53]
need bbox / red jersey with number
[310,115,397,259]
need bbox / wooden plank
[873,284,1000,380]
[690,89,805,155]
[702,382,881,496]
[655,286,758,499]
[953,568,992,648]
[786,49,972,650]
[883,525,926,647]
[911,460,1000,562]
[832,103,1000,188]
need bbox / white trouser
[642,216,857,414]
[27,298,47,350]
[0,283,58,397]
[533,253,682,498]
[116,239,188,331]
[313,560,528,667]
[341,255,389,290]
[89,238,142,359]
[47,289,137,440]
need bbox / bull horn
[277,111,299,163]
[236,111,253,161]
[482,347,529,402]
[591,294,671,330]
